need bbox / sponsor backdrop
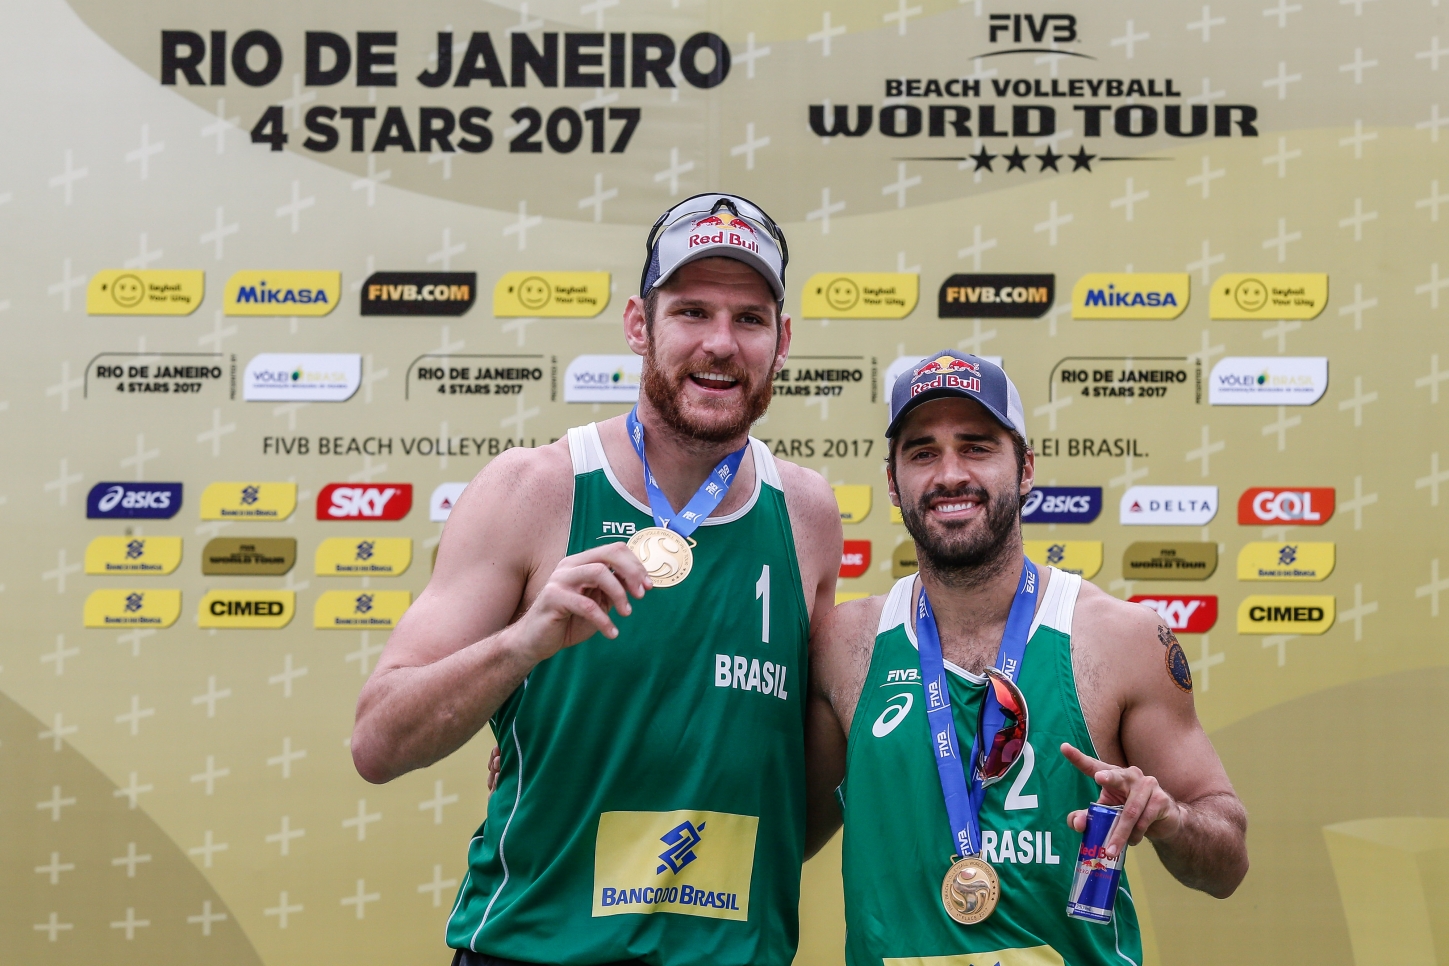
[1,0,1445,963]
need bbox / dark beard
[641,344,774,444]
[901,481,1019,584]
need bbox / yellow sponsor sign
[593,810,757,920]
[1071,273,1190,320]
[200,482,297,521]
[1209,273,1328,320]
[201,538,297,576]
[1236,595,1335,635]
[884,945,1066,966]
[800,273,918,319]
[198,590,295,629]
[83,589,181,628]
[1122,542,1219,580]
[1237,542,1336,581]
[834,484,872,524]
[1024,541,1103,580]
[493,271,611,317]
[223,270,340,317]
[836,591,871,604]
[315,537,412,577]
[313,590,412,629]
[86,269,204,316]
[84,536,182,575]
[892,542,919,579]
[891,504,904,525]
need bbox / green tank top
[840,571,1143,966]
[447,423,811,965]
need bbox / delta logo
[430,482,469,521]
[688,213,759,254]
[840,540,871,578]
[1130,595,1218,634]
[224,270,340,317]
[1120,486,1218,526]
[1238,488,1334,525]
[911,355,981,396]
[317,483,413,521]
[1071,273,1190,320]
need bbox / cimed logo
[355,540,375,561]
[656,820,706,874]
[125,540,145,560]
[1278,544,1298,566]
[241,485,260,506]
[124,592,144,612]
[354,593,374,614]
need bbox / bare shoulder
[811,593,884,726]
[1072,577,1165,654]
[432,436,575,581]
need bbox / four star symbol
[969,147,997,172]
[1036,147,1063,171]
[1003,146,1030,171]
[1069,146,1097,171]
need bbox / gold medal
[626,527,694,587]
[941,855,999,924]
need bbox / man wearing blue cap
[351,194,842,966]
[805,351,1248,965]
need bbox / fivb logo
[87,482,182,519]
[1130,596,1218,634]
[1238,488,1334,525]
[1021,486,1102,524]
[988,12,1078,44]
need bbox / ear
[623,295,649,356]
[886,458,901,508]
[1019,446,1036,496]
[773,312,793,374]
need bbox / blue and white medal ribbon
[621,407,748,587]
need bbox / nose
[696,310,739,360]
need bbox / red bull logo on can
[688,213,761,254]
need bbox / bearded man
[351,194,842,966]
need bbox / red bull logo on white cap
[689,212,760,255]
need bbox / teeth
[692,372,737,384]
[936,502,976,512]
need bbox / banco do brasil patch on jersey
[593,810,757,921]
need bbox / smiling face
[517,276,551,310]
[1233,278,1268,312]
[888,397,1033,576]
[624,258,790,444]
[825,276,860,311]
[111,274,145,308]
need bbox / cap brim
[885,388,1015,439]
[652,247,786,302]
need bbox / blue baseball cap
[886,350,1027,440]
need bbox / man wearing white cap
[805,351,1248,965]
[351,194,842,966]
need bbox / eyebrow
[902,431,998,449]
[667,297,773,315]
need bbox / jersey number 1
[755,564,770,644]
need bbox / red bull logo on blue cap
[911,355,981,397]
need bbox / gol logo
[1129,596,1218,634]
[840,541,871,579]
[1237,488,1334,525]
[317,483,413,521]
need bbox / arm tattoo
[1158,623,1193,692]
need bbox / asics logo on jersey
[656,820,706,874]
[872,691,914,737]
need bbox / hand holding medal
[624,407,747,588]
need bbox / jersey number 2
[755,564,770,644]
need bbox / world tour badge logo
[939,274,1054,318]
[361,272,476,316]
[86,482,182,519]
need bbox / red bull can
[1066,803,1123,923]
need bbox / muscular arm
[1068,587,1249,898]
[351,444,649,784]
[804,596,881,859]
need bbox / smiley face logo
[516,276,551,310]
[824,277,860,311]
[1232,278,1268,313]
[110,273,146,308]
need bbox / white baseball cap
[640,193,788,306]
